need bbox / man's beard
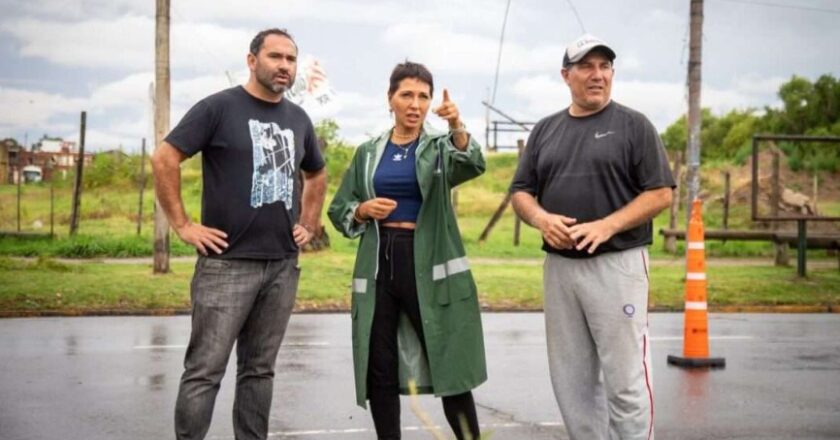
[256,67,295,94]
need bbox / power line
[490,0,512,105]
[564,0,587,34]
[679,12,690,66]
[717,0,840,14]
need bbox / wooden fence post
[722,170,730,230]
[69,111,87,236]
[771,148,789,266]
[665,150,683,253]
[513,139,524,246]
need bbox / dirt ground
[702,148,840,234]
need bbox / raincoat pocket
[433,269,475,305]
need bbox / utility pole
[153,0,171,273]
[69,111,87,236]
[685,0,704,223]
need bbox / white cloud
[510,74,784,131]
[732,75,785,97]
[613,81,686,129]
[617,53,643,74]
[64,129,140,151]
[509,74,571,121]
[13,0,152,21]
[8,0,519,35]
[3,0,834,153]
[172,0,529,35]
[0,70,242,151]
[169,74,242,115]
[1,16,250,73]
[88,73,154,111]
[0,87,85,127]
[645,8,684,26]
[3,16,149,70]
[381,22,565,75]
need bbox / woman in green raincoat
[328,61,487,440]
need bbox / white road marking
[652,335,754,341]
[132,344,186,350]
[134,338,753,350]
[133,342,329,350]
[208,421,566,438]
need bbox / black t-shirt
[165,86,325,259]
[510,101,675,258]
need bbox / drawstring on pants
[383,231,396,280]
[380,227,412,281]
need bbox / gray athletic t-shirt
[165,86,325,259]
[510,101,675,258]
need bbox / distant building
[0,140,9,183]
[1,138,23,184]
[4,137,92,183]
[36,138,75,154]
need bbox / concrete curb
[2,304,839,318]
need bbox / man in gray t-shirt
[511,34,674,440]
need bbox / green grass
[2,152,835,259]
[0,257,193,311]
[647,264,840,309]
[0,234,196,257]
[2,254,838,313]
[2,151,839,314]
[821,201,840,217]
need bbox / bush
[84,153,149,189]
[0,234,196,258]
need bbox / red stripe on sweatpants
[641,249,654,440]
[642,335,654,440]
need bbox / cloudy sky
[1,0,839,152]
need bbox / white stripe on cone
[685,301,708,310]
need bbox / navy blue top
[373,139,423,222]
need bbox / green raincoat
[328,125,487,407]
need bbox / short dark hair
[388,61,434,98]
[249,28,297,56]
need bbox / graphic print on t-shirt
[248,119,296,209]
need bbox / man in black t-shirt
[511,34,674,440]
[151,28,326,440]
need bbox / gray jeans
[175,256,300,440]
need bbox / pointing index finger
[442,88,450,102]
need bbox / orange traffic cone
[667,198,726,369]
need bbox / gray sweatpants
[175,256,300,440]
[543,247,654,440]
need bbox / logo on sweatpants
[623,304,636,318]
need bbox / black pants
[367,227,480,440]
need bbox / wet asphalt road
[1,313,839,440]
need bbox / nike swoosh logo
[594,131,614,139]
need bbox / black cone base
[667,354,726,369]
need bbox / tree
[314,119,355,185]
[314,119,342,147]
[765,74,840,134]
[660,73,840,170]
